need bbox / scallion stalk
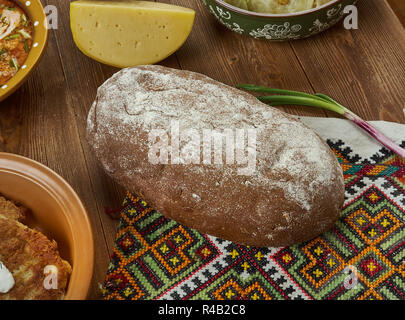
[9,57,18,70]
[5,33,20,40]
[237,84,405,158]
[24,39,29,53]
[18,29,31,39]
[22,14,28,26]
[257,95,345,115]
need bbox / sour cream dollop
[0,261,15,293]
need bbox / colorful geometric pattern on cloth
[102,140,405,300]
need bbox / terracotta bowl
[201,0,358,40]
[0,153,94,300]
[0,0,49,102]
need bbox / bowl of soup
[201,0,358,40]
[0,0,48,102]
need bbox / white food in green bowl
[225,0,332,14]
[202,0,358,40]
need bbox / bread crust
[87,65,345,247]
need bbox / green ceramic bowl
[201,0,358,40]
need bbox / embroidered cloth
[102,118,405,300]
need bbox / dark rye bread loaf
[87,65,344,247]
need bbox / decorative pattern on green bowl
[201,0,358,40]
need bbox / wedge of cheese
[70,1,195,68]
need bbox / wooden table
[388,0,405,25]
[0,0,404,299]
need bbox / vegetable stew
[0,0,33,86]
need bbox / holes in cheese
[70,1,195,68]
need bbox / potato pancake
[0,198,72,300]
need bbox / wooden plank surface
[0,0,404,299]
[388,0,405,25]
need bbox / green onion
[257,95,345,115]
[22,14,28,26]
[237,84,326,102]
[18,29,31,39]
[237,84,405,158]
[9,57,18,70]
[24,39,29,53]
[5,34,21,40]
